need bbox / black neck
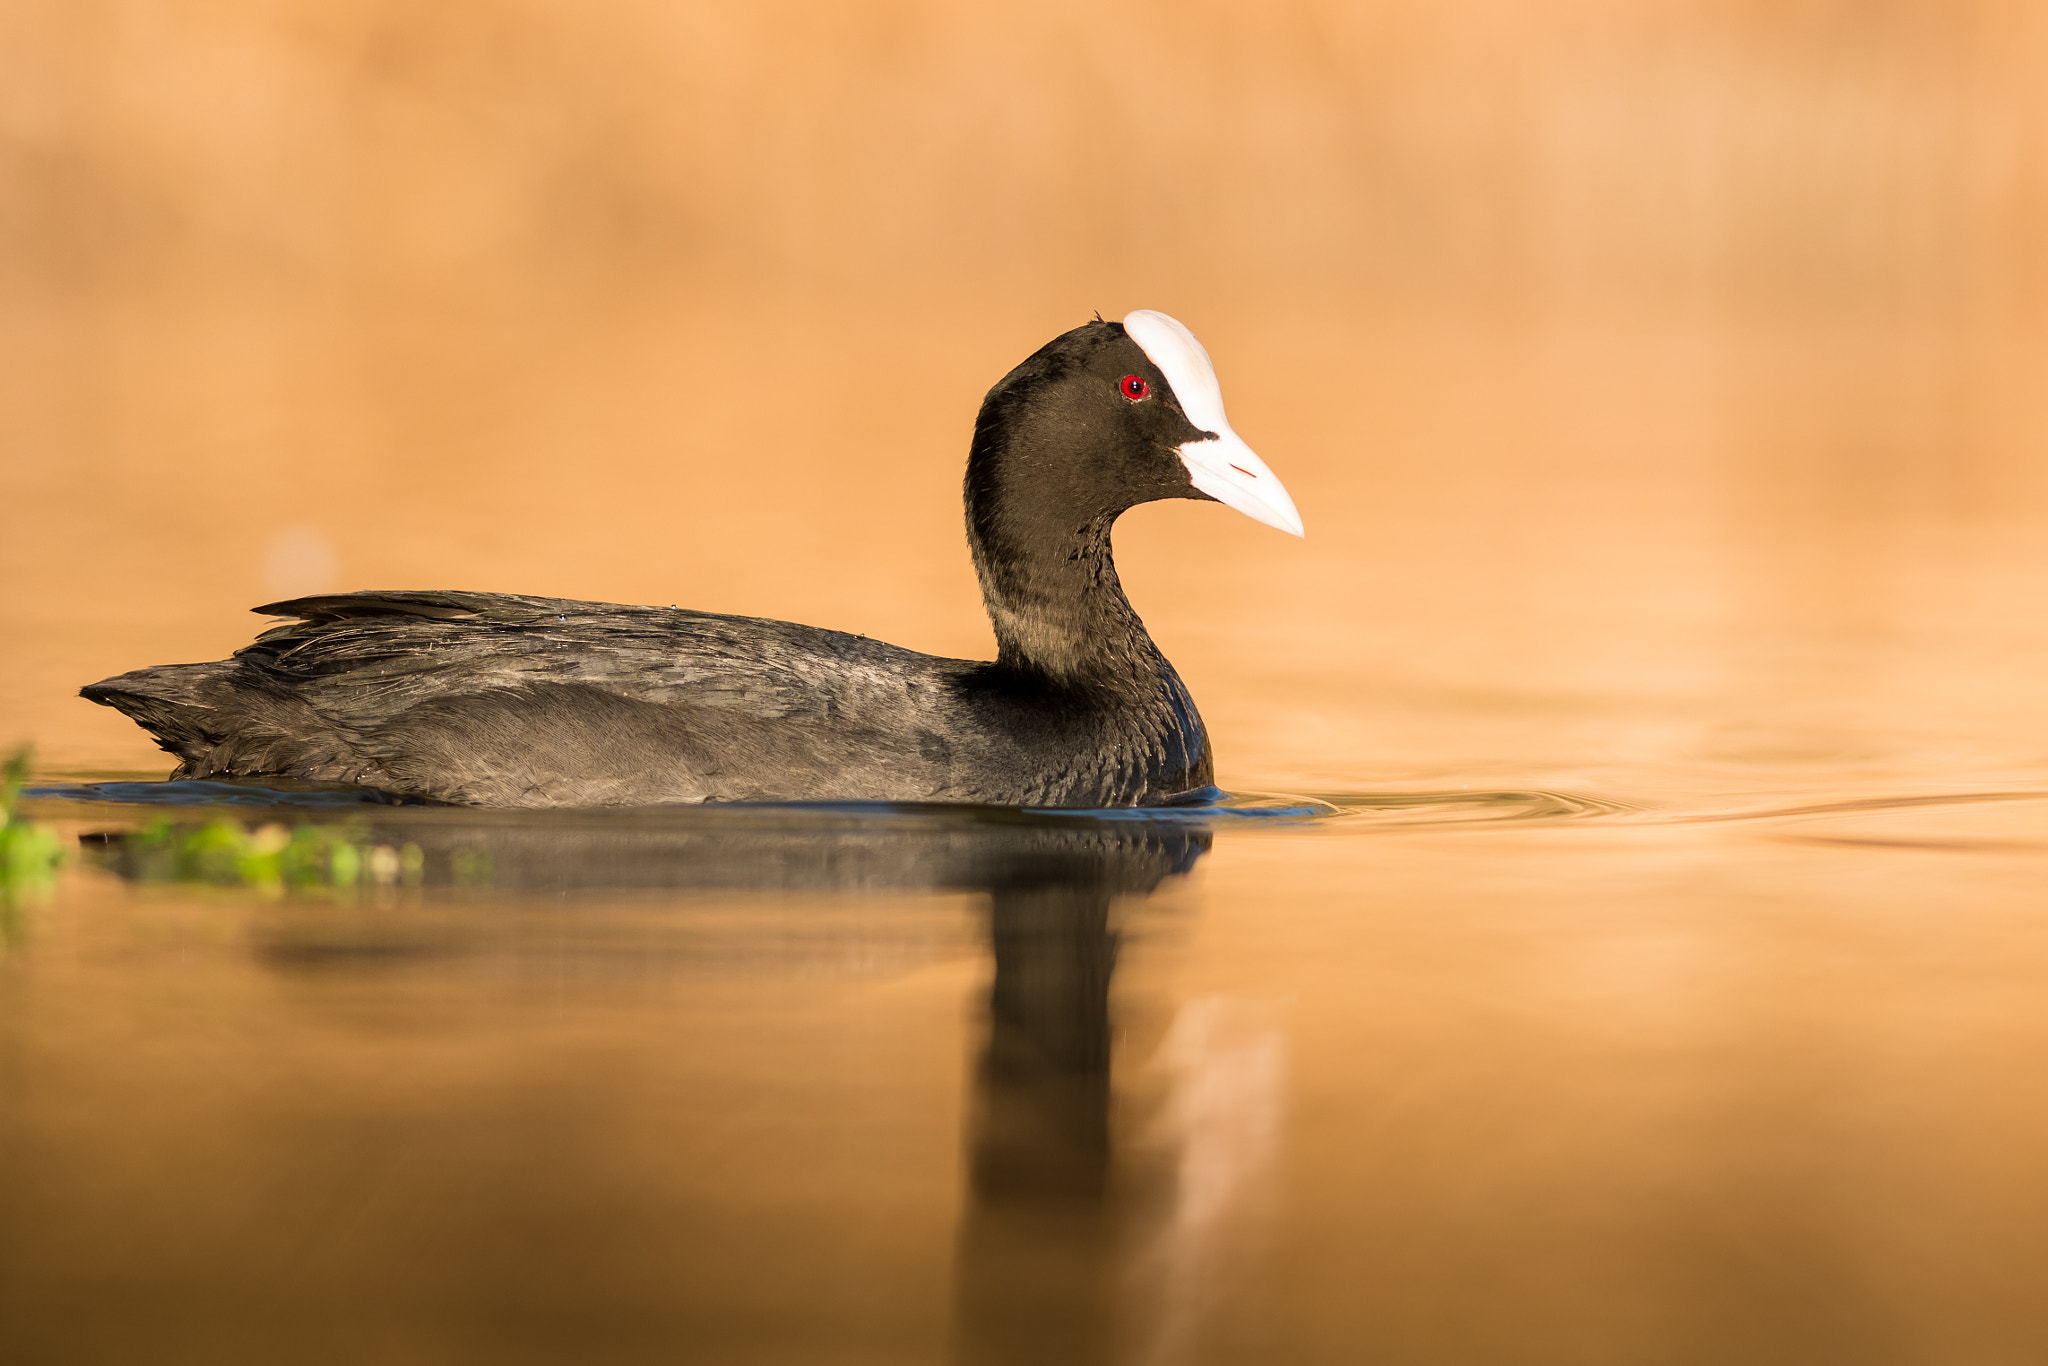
[964,450,1161,686]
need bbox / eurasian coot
[82,310,1303,808]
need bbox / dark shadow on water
[63,794,1210,895]
[952,874,1123,1366]
[48,782,1198,1363]
[29,775,1634,834]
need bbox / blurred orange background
[8,13,2048,1359]
[4,0,2046,790]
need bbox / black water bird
[83,311,1304,808]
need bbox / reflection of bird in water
[336,804,1210,897]
[952,871,1124,1366]
[88,795,1277,1360]
[955,887,1290,1366]
[83,311,1302,809]
[938,818,1286,1366]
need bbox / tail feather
[80,664,235,759]
[80,663,367,782]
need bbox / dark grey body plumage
[83,319,1230,808]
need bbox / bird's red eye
[1121,374,1150,400]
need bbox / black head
[968,319,1206,529]
[963,311,1301,679]
[965,313,1301,544]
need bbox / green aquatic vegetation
[2,748,66,906]
[118,817,424,892]
[447,846,493,886]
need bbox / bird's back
[84,590,979,806]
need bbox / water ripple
[24,779,2046,846]
[1303,789,1638,826]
